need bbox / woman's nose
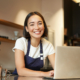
[35,24,39,29]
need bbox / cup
[14,31,19,40]
[2,69,7,77]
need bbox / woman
[12,11,55,77]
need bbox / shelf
[0,38,15,43]
[0,19,23,29]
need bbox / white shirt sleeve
[12,38,25,53]
[48,43,55,55]
[42,38,55,58]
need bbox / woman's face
[26,15,44,39]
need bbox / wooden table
[0,74,80,80]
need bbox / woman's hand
[43,70,54,77]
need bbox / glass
[14,31,19,40]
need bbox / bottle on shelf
[68,39,72,46]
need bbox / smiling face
[26,15,45,39]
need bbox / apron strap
[40,40,43,53]
[26,39,30,56]
[40,40,43,60]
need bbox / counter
[0,75,53,80]
[0,74,80,80]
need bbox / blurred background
[0,0,80,72]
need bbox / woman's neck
[30,38,41,47]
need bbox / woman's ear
[25,26,29,32]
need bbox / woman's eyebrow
[29,21,42,24]
[29,22,34,24]
[38,21,42,23]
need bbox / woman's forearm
[48,53,55,69]
[17,68,45,77]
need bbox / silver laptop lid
[54,46,80,79]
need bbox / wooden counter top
[0,74,80,80]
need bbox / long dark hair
[23,11,48,39]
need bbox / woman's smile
[34,31,41,34]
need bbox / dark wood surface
[1,75,80,80]
[72,38,80,46]
[0,37,15,43]
[0,19,23,29]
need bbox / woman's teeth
[34,31,40,33]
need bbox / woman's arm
[15,49,53,77]
[48,53,55,69]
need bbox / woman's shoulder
[41,38,55,55]
[42,38,52,46]
[16,37,28,44]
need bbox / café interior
[0,0,80,79]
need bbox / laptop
[54,46,80,79]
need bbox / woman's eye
[38,23,42,25]
[30,24,34,26]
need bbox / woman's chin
[32,35,42,39]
